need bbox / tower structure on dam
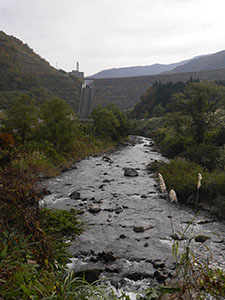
[69,62,94,120]
[69,61,84,78]
[78,79,95,121]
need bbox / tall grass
[155,172,225,299]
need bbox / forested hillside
[133,80,225,217]
[131,78,225,119]
[92,68,225,110]
[0,31,81,110]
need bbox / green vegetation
[131,79,225,299]
[2,31,225,297]
[134,80,225,217]
[92,68,225,111]
[90,104,131,141]
[0,94,132,299]
[131,78,200,119]
[0,95,131,175]
[0,31,81,110]
[154,173,225,300]
[0,166,84,299]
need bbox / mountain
[0,31,81,110]
[91,68,225,110]
[90,50,225,79]
[165,50,225,74]
[90,61,189,79]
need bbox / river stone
[197,219,211,225]
[98,251,117,262]
[90,256,99,262]
[102,156,113,163]
[119,234,126,239]
[98,184,105,189]
[74,266,104,283]
[105,264,121,273]
[141,194,147,198]
[125,271,153,281]
[103,179,111,183]
[152,259,165,268]
[154,270,168,283]
[124,168,138,177]
[133,225,154,232]
[88,204,101,213]
[194,235,211,243]
[115,206,123,214]
[69,191,81,200]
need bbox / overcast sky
[1,0,225,76]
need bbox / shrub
[41,208,84,239]
[159,134,191,158]
[39,98,78,154]
[156,159,225,210]
[0,167,51,262]
[157,159,204,203]
[0,165,85,299]
[90,105,120,141]
[0,230,55,299]
[0,132,14,148]
[183,144,219,171]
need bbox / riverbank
[0,135,134,300]
[1,135,225,299]
[42,136,225,299]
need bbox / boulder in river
[102,156,113,163]
[194,235,211,243]
[154,270,168,283]
[124,168,138,177]
[152,259,165,268]
[69,191,81,200]
[98,251,117,262]
[115,205,123,214]
[74,266,104,283]
[125,271,153,281]
[133,225,154,232]
[88,204,101,213]
[105,264,121,273]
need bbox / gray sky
[1,0,225,76]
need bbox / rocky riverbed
[42,136,225,296]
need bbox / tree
[4,94,38,144]
[152,104,165,117]
[39,98,78,153]
[90,105,120,140]
[169,82,225,144]
[106,104,131,137]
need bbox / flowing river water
[42,136,225,297]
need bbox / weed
[154,172,225,299]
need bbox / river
[42,136,225,296]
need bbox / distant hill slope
[90,61,187,78]
[165,50,225,74]
[90,50,225,79]
[90,68,225,110]
[0,31,81,110]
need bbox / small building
[69,69,84,78]
[68,62,84,78]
